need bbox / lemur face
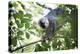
[39,18,49,29]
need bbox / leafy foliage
[8,1,78,53]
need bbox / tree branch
[10,39,43,52]
[36,2,52,11]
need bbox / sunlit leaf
[18,36,24,40]
[29,31,35,35]
[17,1,25,10]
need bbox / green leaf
[24,14,32,18]
[13,2,18,8]
[41,42,50,48]
[15,19,24,28]
[21,18,31,29]
[26,32,30,39]
[21,18,30,28]
[21,18,27,23]
[13,13,20,18]
[18,36,24,40]
[29,31,35,35]
[65,38,70,49]
[35,43,49,51]
[18,11,24,17]
[17,31,24,36]
[52,39,57,49]
[57,40,62,46]
[18,23,24,28]
[35,44,43,51]
[19,11,24,17]
[15,20,20,27]
[12,37,17,47]
[13,11,24,18]
[17,1,25,10]
[25,23,30,28]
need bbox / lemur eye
[39,20,46,29]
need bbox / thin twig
[19,40,24,52]
[36,2,52,11]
